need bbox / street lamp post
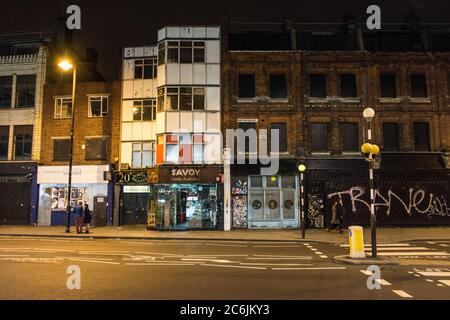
[58,59,76,233]
[298,164,306,239]
[362,107,377,257]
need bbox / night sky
[1,0,449,80]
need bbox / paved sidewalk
[0,225,449,243]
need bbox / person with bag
[327,198,345,234]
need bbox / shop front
[37,165,112,226]
[148,165,223,230]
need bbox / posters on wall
[43,187,89,210]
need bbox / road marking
[205,243,248,247]
[272,267,347,271]
[439,244,449,247]
[58,256,114,261]
[369,247,430,251]
[417,272,450,277]
[181,258,235,263]
[303,243,310,246]
[376,252,449,256]
[254,245,304,248]
[0,254,30,257]
[32,248,75,252]
[201,264,267,270]
[310,248,318,251]
[425,279,434,282]
[376,279,392,286]
[314,252,323,255]
[248,257,313,260]
[320,255,328,258]
[38,239,84,243]
[392,290,413,298]
[341,243,411,247]
[360,270,373,276]
[438,280,450,286]
[67,258,120,265]
[79,252,130,256]
[239,263,314,266]
[427,242,437,245]
[124,263,196,266]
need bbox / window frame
[15,74,36,108]
[13,125,33,161]
[54,97,73,119]
[88,95,109,118]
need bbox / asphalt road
[0,236,449,300]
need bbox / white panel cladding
[124,46,156,58]
[206,87,220,111]
[157,65,166,87]
[156,112,165,133]
[206,64,220,85]
[180,64,193,84]
[204,133,222,163]
[179,112,193,132]
[206,40,220,64]
[193,64,206,84]
[193,27,207,38]
[123,60,134,80]
[124,47,136,58]
[37,165,110,184]
[180,27,194,38]
[134,47,144,57]
[132,122,143,140]
[121,142,132,166]
[133,79,144,98]
[0,109,34,125]
[167,27,181,38]
[143,79,157,98]
[166,64,179,85]
[193,112,206,132]
[206,112,220,132]
[142,122,156,140]
[121,100,134,122]
[122,80,133,99]
[121,123,132,141]
[143,46,156,56]
[166,112,180,132]
[157,28,166,42]
[206,27,220,38]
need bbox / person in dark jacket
[327,198,345,234]
[74,202,84,234]
[82,203,92,234]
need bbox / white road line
[367,247,430,251]
[57,256,114,261]
[201,264,267,270]
[205,243,248,247]
[124,263,196,266]
[320,255,328,258]
[310,248,318,251]
[32,248,76,252]
[392,290,413,298]
[181,258,235,263]
[438,280,450,286]
[303,243,310,246]
[425,279,434,282]
[78,252,130,256]
[67,258,120,265]
[376,279,392,286]
[427,242,437,245]
[0,254,30,257]
[272,267,347,271]
[417,272,450,277]
[239,263,314,266]
[341,244,411,247]
[377,252,450,256]
[248,257,313,260]
[437,284,445,287]
[134,251,183,257]
[38,239,84,243]
[315,252,323,255]
[360,270,372,276]
[439,244,449,247]
[254,245,304,248]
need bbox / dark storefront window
[269,74,287,98]
[341,123,359,152]
[311,123,328,152]
[382,123,401,151]
[309,74,327,98]
[85,137,107,160]
[13,125,32,160]
[53,139,70,161]
[414,122,431,151]
[380,73,397,98]
[238,74,255,98]
[0,126,9,160]
[270,122,287,152]
[0,76,12,108]
[410,74,428,98]
[16,75,36,108]
[340,74,357,98]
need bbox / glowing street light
[298,163,307,239]
[58,59,74,71]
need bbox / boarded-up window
[311,123,328,152]
[413,122,430,151]
[309,74,327,98]
[270,122,287,152]
[269,74,287,98]
[380,73,397,98]
[238,74,255,98]
[53,139,70,161]
[85,137,108,160]
[382,123,401,151]
[340,74,357,97]
[410,74,427,98]
[341,123,359,152]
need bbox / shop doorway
[121,186,150,225]
[154,184,217,230]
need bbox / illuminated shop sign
[148,166,221,183]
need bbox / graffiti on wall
[327,186,450,219]
[307,194,324,228]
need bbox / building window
[162,41,205,64]
[340,74,357,98]
[238,122,257,154]
[309,74,327,98]
[54,97,72,119]
[133,99,156,121]
[89,96,108,117]
[132,141,155,168]
[85,137,107,160]
[53,138,70,161]
[410,74,427,98]
[238,74,255,98]
[161,134,205,164]
[382,123,401,151]
[380,73,397,98]
[13,125,32,161]
[15,75,36,108]
[341,123,359,152]
[157,87,205,111]
[0,126,9,160]
[270,123,287,153]
[134,58,157,79]
[269,74,287,99]
[0,76,12,108]
[310,123,328,152]
[413,122,430,151]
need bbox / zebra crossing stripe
[376,252,450,256]
[392,290,413,298]
[438,280,450,286]
[417,272,450,277]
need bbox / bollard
[348,226,366,258]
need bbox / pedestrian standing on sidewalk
[327,198,345,233]
[82,203,92,234]
[74,202,84,234]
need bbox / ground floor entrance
[121,186,149,225]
